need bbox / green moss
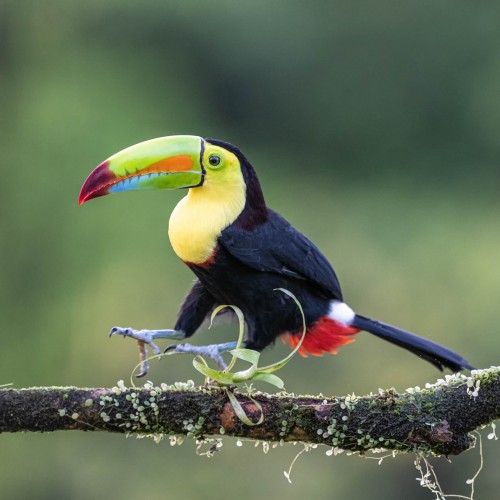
[422,402,434,413]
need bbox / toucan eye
[208,155,221,167]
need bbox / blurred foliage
[1,1,499,499]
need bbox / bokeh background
[1,1,499,498]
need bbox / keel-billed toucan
[79,135,473,375]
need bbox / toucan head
[78,135,256,205]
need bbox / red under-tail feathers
[283,316,360,357]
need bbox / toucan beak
[78,135,205,205]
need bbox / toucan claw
[164,342,235,370]
[109,326,162,377]
[109,326,162,355]
[136,340,150,378]
[109,326,187,376]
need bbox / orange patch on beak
[139,154,195,175]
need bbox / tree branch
[1,367,499,455]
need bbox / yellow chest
[168,181,246,264]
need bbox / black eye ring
[208,155,221,167]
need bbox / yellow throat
[168,164,246,264]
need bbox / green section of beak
[79,135,204,204]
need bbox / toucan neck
[234,160,268,230]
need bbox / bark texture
[0,367,499,455]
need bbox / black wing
[219,210,343,300]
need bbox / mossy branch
[1,367,499,455]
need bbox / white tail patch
[328,301,355,325]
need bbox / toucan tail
[351,314,474,372]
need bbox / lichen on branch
[0,367,499,456]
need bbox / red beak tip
[78,160,113,206]
[78,191,88,205]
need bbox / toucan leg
[110,327,186,377]
[164,341,238,370]
[110,326,186,353]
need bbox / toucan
[79,135,473,375]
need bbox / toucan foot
[164,342,238,370]
[110,326,186,377]
[109,327,161,354]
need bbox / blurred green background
[1,1,499,498]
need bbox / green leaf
[229,348,261,365]
[257,357,291,374]
[233,365,258,383]
[257,288,307,373]
[252,372,285,389]
[210,304,246,374]
[192,357,234,385]
[226,390,265,426]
